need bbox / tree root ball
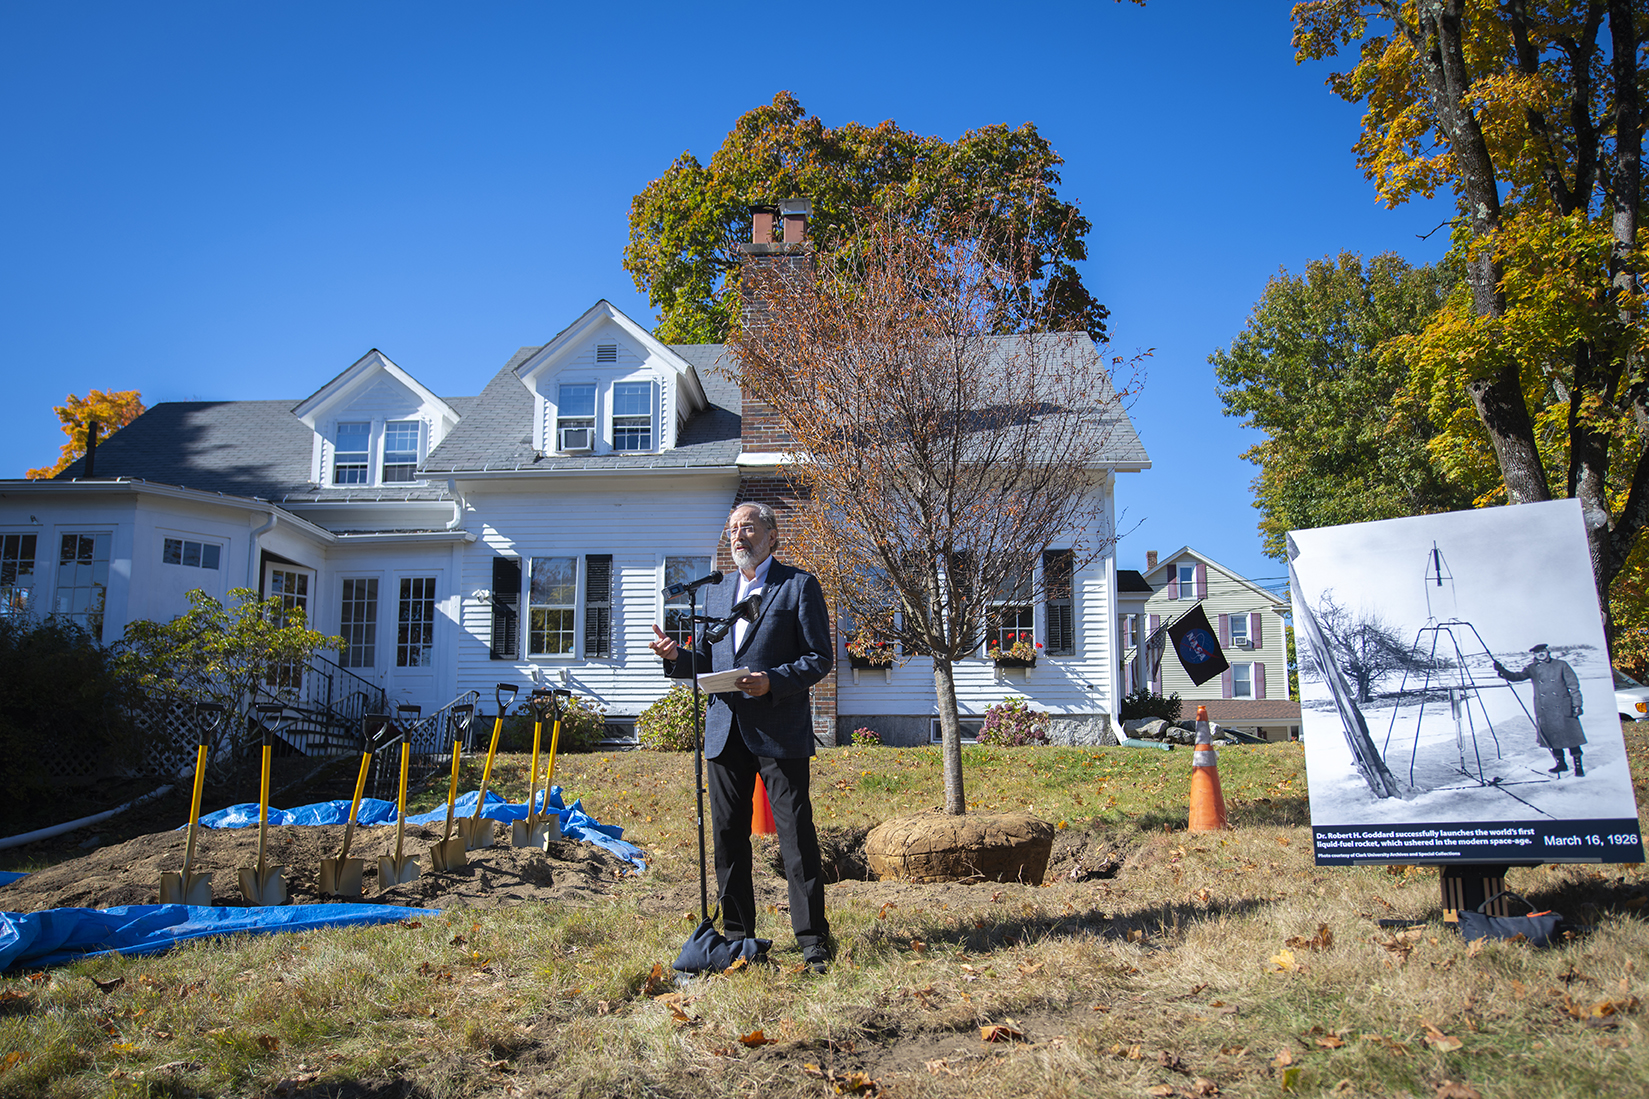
[863,812,1055,884]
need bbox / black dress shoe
[1548,761,1569,774]
[1574,761,1585,777]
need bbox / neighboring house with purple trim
[1119,547,1300,741]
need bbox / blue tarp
[0,903,440,970]
[198,788,646,870]
[0,872,24,889]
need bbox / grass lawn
[2,733,1647,1098]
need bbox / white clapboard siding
[453,474,736,716]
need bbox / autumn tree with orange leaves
[1292,1,1649,653]
[26,390,145,479]
[730,220,1141,814]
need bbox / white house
[1117,547,1300,741]
[0,207,1150,748]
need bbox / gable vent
[596,343,617,363]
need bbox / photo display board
[1289,500,1645,866]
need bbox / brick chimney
[737,199,813,456]
[1146,550,1158,570]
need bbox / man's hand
[649,624,680,661]
[736,671,771,697]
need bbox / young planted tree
[116,588,339,764]
[730,220,1141,814]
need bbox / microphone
[702,594,762,644]
[664,570,724,597]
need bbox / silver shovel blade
[429,837,468,872]
[319,857,364,900]
[458,817,494,850]
[511,815,561,851]
[237,866,288,906]
[159,870,213,907]
[378,856,422,890]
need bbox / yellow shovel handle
[544,718,563,794]
[442,740,461,840]
[339,750,371,860]
[394,739,410,862]
[471,714,505,823]
[182,742,209,871]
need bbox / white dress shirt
[733,554,773,652]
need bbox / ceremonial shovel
[512,689,569,849]
[379,721,423,890]
[319,714,389,899]
[160,701,225,906]
[238,703,290,906]
[429,704,474,871]
[461,684,517,850]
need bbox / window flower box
[988,632,1041,668]
[845,635,894,669]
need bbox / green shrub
[637,684,699,751]
[1119,687,1182,723]
[499,694,607,753]
[0,615,143,812]
[977,697,1050,747]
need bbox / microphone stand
[690,581,709,925]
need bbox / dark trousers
[707,718,828,950]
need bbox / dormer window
[382,421,421,483]
[557,384,596,452]
[334,423,371,484]
[612,381,655,451]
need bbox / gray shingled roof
[1117,569,1154,593]
[49,332,1142,496]
[421,344,742,473]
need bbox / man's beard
[731,544,754,569]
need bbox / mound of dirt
[1,820,639,914]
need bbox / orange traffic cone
[1188,705,1228,832]
[751,775,777,835]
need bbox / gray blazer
[663,560,833,759]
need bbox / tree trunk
[933,658,964,815]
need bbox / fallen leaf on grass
[399,919,422,929]
[980,1022,1025,1042]
[1268,949,1296,972]
[92,977,125,993]
[803,1064,880,1095]
[1192,1079,1220,1096]
[739,1030,776,1046]
[1285,925,1333,952]
[1434,1082,1483,1099]
[910,939,927,954]
[2,1051,24,1072]
[255,1035,280,1053]
[1421,1023,1462,1052]
[1314,1034,1346,1049]
[642,963,672,997]
[1018,961,1044,976]
[724,957,749,974]
[1270,1048,1295,1068]
[1145,1087,1175,1097]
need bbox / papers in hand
[696,667,752,694]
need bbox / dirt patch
[0,820,636,913]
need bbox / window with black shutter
[490,556,521,660]
[1043,549,1075,655]
[584,554,612,658]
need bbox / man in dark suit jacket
[649,502,834,970]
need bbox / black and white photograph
[1288,500,1645,865]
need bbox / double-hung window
[334,423,371,484]
[528,556,578,655]
[382,422,420,483]
[2,534,38,617]
[663,555,710,648]
[1177,563,1197,600]
[557,384,596,452]
[985,557,1034,653]
[612,381,654,451]
[1229,614,1249,648]
[1232,663,1254,698]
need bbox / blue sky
[0,1,1449,588]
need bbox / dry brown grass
[1,734,1646,1098]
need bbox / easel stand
[1440,864,1511,921]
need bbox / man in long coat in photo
[1494,643,1588,776]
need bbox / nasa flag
[1167,604,1230,687]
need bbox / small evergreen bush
[1119,687,1182,723]
[637,684,699,751]
[977,697,1050,747]
[498,694,608,753]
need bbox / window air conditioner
[1234,639,1254,650]
[559,426,593,452]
